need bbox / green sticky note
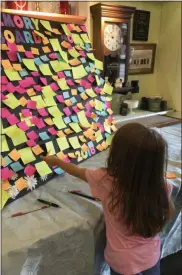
[69,122,82,133]
[35,161,52,177]
[95,130,103,143]
[53,116,66,129]
[103,83,113,95]
[19,147,36,164]
[95,59,103,70]
[72,65,88,79]
[42,85,56,98]
[44,97,56,106]
[22,58,38,71]
[56,136,70,151]
[106,134,114,145]
[40,20,53,32]
[77,110,91,128]
[80,33,91,44]
[5,125,27,146]
[2,135,9,152]
[4,68,21,81]
[31,95,46,108]
[61,24,71,35]
[48,106,63,117]
[50,60,70,72]
[95,99,103,111]
[1,189,10,209]
[45,141,55,155]
[50,38,62,51]
[57,78,69,90]
[86,88,97,98]
[72,33,84,45]
[87,53,95,61]
[68,48,80,58]
[39,63,52,76]
[3,93,20,109]
[69,136,81,149]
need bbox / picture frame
[128,43,156,75]
[132,10,150,41]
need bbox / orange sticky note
[31,47,39,55]
[68,153,76,158]
[57,130,65,137]
[42,46,51,53]
[90,113,97,119]
[71,89,77,96]
[107,108,113,115]
[64,100,72,107]
[81,144,89,152]
[90,135,97,141]
[101,141,108,149]
[2,180,12,191]
[61,41,71,49]
[8,149,21,161]
[75,79,80,84]
[53,28,61,34]
[52,75,59,81]
[2,59,13,69]
[44,117,54,126]
[77,103,84,109]
[91,122,98,130]
[13,63,22,71]
[64,128,73,135]
[74,26,82,32]
[1,44,8,50]
[165,172,176,179]
[27,88,36,96]
[75,45,83,51]
[90,68,95,73]
[69,59,81,66]
[57,151,66,159]
[20,97,27,106]
[32,145,44,155]
[15,177,28,191]
[111,125,118,132]
[42,37,49,45]
[96,144,103,152]
[17,45,25,52]
[89,100,95,107]
[80,93,88,100]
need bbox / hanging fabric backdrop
[1,12,116,207]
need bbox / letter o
[13,15,24,28]
[4,30,15,43]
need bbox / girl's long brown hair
[107,123,171,238]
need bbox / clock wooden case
[90,3,135,85]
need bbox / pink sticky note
[67,24,73,31]
[81,25,87,32]
[6,82,16,93]
[94,87,101,94]
[19,79,31,89]
[1,76,8,84]
[48,127,57,135]
[66,79,74,86]
[7,114,20,125]
[25,51,34,58]
[57,72,65,78]
[49,53,57,59]
[40,77,47,86]
[80,79,87,87]
[36,119,46,129]
[1,107,11,118]
[24,164,36,176]
[7,51,18,61]
[31,116,40,125]
[85,82,92,89]
[97,122,105,133]
[22,109,32,117]
[16,86,26,94]
[50,82,59,91]
[33,85,42,92]
[63,156,71,163]
[85,111,91,118]
[67,35,73,44]
[85,102,92,111]
[88,74,95,83]
[63,107,72,116]
[18,121,29,131]
[106,102,111,108]
[7,41,17,52]
[1,94,8,100]
[72,106,80,113]
[26,139,36,147]
[38,108,48,117]
[56,95,64,103]
[27,130,38,140]
[79,51,86,57]
[27,100,37,110]
[2,85,7,92]
[108,116,113,123]
[1,167,14,180]
[31,72,40,77]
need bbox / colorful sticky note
[26,139,37,147]
[53,117,66,129]
[35,161,52,177]
[32,145,44,155]
[24,164,36,177]
[18,121,29,131]
[27,131,38,140]
[57,78,69,90]
[45,141,55,155]
[3,156,12,167]
[48,106,63,117]
[86,88,97,98]
[39,132,50,141]
[64,117,71,124]
[77,110,91,128]
[8,149,21,161]
[69,136,81,149]
[56,136,70,151]
[38,108,48,117]
[18,147,36,165]
[63,91,70,99]
[42,85,56,98]
[2,180,11,191]
[10,161,24,172]
[22,58,38,71]
[27,100,37,110]
[95,99,103,112]
[63,107,72,116]
[69,122,82,133]
[1,189,10,209]
[39,63,52,76]
[48,127,57,135]
[1,167,14,180]
[4,68,21,81]
[15,177,28,191]
[72,65,88,79]
[103,83,113,95]
[3,93,20,109]
[31,95,46,108]
[2,135,9,152]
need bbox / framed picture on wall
[128,43,156,75]
[133,10,150,41]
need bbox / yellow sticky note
[4,68,21,81]
[57,78,69,90]
[18,147,36,164]
[87,53,95,61]
[69,136,81,149]
[35,161,52,177]
[106,134,113,145]
[86,88,97,98]
[48,106,63,117]
[15,177,28,191]
[5,125,27,146]
[8,149,21,161]
[80,33,91,44]
[72,65,88,79]
[39,63,52,76]
[79,135,87,143]
[103,83,113,95]
[50,38,62,51]
[53,116,66,129]
[95,99,103,111]
[44,97,56,107]
[69,122,82,133]
[56,136,70,151]
[77,110,91,128]
[61,24,71,35]
[3,93,20,109]
[111,124,118,132]
[30,95,45,108]
[1,189,10,209]
[1,44,8,50]
[32,145,44,155]
[72,33,84,45]
[50,60,70,72]
[95,58,103,70]
[2,135,9,152]
[68,48,80,58]
[42,85,56,98]
[22,58,38,71]
[104,121,111,134]
[40,20,53,32]
[95,130,103,143]
[45,141,55,155]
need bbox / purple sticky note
[1,107,11,118]
[1,76,8,84]
[31,72,40,77]
[40,77,47,85]
[7,51,18,61]
[33,85,42,92]
[50,82,59,91]
[27,100,37,110]
[31,116,40,125]
[63,107,72,116]
[85,111,91,118]
[79,51,86,57]
[7,42,17,52]
[49,53,57,59]
[16,86,26,94]
[7,114,20,125]
[97,122,105,133]
[6,82,16,93]
[26,139,36,147]
[18,121,29,131]
[36,119,46,129]
[72,106,80,113]
[88,74,95,83]
[25,51,34,58]
[48,127,57,135]
[22,109,32,117]
[66,79,74,86]
[56,95,64,103]
[27,130,38,140]
[57,72,65,78]
[38,108,48,117]
[94,87,101,94]
[1,167,14,180]
[24,164,36,177]
[85,102,92,111]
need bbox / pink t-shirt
[86,168,161,275]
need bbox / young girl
[42,123,173,275]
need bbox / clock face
[104,24,122,52]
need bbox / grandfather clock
[90,3,135,86]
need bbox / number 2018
[75,147,96,162]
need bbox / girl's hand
[41,155,59,167]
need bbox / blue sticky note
[64,117,71,124]
[95,69,101,75]
[71,115,79,123]
[39,132,50,140]
[34,57,43,66]
[85,43,91,49]
[65,71,72,77]
[63,91,70,99]
[105,133,110,138]
[102,103,107,110]
[100,96,106,102]
[20,69,28,77]
[10,161,24,172]
[80,58,86,63]
[101,111,107,116]
[89,62,95,68]
[88,141,94,149]
[3,156,12,167]
[40,55,50,62]
[17,53,22,62]
[100,77,105,85]
[93,117,99,123]
[85,66,91,73]
[96,111,101,116]
[78,87,84,93]
[54,167,64,175]
[70,97,77,104]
